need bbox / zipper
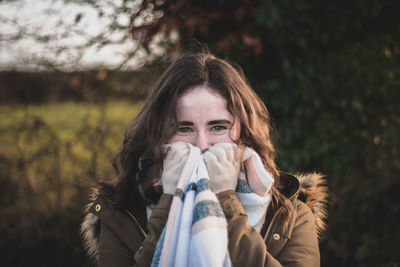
[125,208,148,239]
[104,196,148,239]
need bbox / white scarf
[150,145,273,267]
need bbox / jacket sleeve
[133,193,173,266]
[97,193,173,267]
[216,190,320,267]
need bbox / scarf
[150,145,274,267]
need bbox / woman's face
[168,86,240,151]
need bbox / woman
[81,53,327,266]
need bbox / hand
[203,142,243,194]
[242,148,274,196]
[161,142,191,194]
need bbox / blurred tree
[0,0,170,71]
[0,0,171,103]
[128,0,400,266]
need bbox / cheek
[209,133,234,144]
[168,134,193,144]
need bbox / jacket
[81,172,327,267]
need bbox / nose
[195,132,210,151]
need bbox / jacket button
[95,204,101,212]
[273,233,280,240]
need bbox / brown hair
[111,53,291,215]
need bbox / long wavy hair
[110,53,291,216]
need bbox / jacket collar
[278,172,300,201]
[278,171,328,236]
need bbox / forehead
[178,86,225,105]
[176,86,232,119]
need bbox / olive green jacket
[81,173,327,267]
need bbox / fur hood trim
[296,172,328,236]
[80,187,101,261]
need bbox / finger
[204,150,218,167]
[213,142,237,150]
[165,142,189,161]
[162,143,172,154]
[214,142,238,162]
[170,141,190,150]
[175,148,191,165]
[165,146,177,161]
[209,146,227,162]
[174,143,190,155]
[176,150,190,165]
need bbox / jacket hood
[296,172,328,236]
[81,172,328,260]
[81,187,101,260]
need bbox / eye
[211,125,227,132]
[178,127,192,133]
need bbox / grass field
[0,101,143,209]
[0,101,143,139]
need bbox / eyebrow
[208,120,232,125]
[178,120,232,126]
[179,121,194,126]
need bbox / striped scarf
[151,145,273,267]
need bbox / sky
[0,0,148,71]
